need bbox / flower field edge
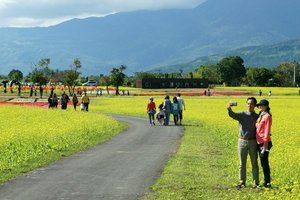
[0,105,127,183]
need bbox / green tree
[62,58,82,95]
[124,76,135,87]
[99,75,111,94]
[217,56,246,86]
[246,67,274,86]
[110,65,126,95]
[30,58,53,85]
[38,58,50,68]
[134,72,161,79]
[30,69,48,85]
[8,69,23,82]
[295,62,300,86]
[0,74,8,80]
[195,64,220,84]
[273,62,300,86]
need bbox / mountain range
[154,38,300,73]
[0,0,300,76]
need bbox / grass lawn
[90,92,300,199]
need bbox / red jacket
[147,101,156,112]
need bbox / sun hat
[257,99,269,106]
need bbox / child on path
[156,104,165,125]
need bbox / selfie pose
[227,97,260,188]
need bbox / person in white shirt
[177,93,186,125]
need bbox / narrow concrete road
[0,115,183,200]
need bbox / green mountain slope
[152,39,300,73]
[0,0,300,75]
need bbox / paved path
[0,115,183,200]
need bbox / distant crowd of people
[146,93,185,126]
[259,89,272,97]
[48,91,90,111]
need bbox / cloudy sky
[0,0,206,27]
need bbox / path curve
[0,115,183,200]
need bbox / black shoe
[236,182,246,189]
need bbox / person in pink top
[256,99,273,188]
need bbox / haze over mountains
[0,0,300,75]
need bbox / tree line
[1,56,299,92]
[1,58,128,95]
[193,56,300,87]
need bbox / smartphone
[230,101,237,106]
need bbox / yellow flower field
[0,105,127,182]
[1,88,299,199]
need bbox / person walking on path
[172,96,179,125]
[163,95,172,126]
[72,93,79,111]
[227,97,260,189]
[256,99,273,188]
[81,92,90,112]
[147,97,156,126]
[177,93,185,125]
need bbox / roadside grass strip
[0,105,127,183]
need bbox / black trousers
[83,103,89,111]
[258,141,273,184]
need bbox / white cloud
[0,0,206,27]
[0,0,15,9]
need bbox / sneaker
[236,182,246,189]
[264,183,271,188]
[252,184,262,189]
